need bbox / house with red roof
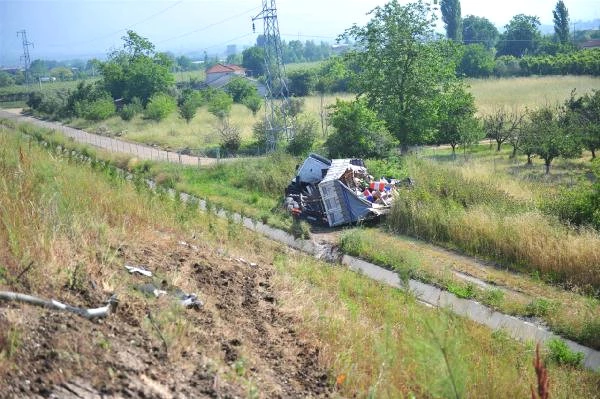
[205,63,247,86]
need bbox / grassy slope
[16,119,600,349]
[1,121,599,397]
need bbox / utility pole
[252,0,292,152]
[17,30,34,85]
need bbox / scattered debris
[178,241,199,250]
[177,293,204,309]
[285,153,412,227]
[136,284,203,309]
[125,264,153,277]
[0,291,118,319]
[136,283,168,298]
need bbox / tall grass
[388,158,600,293]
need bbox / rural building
[581,39,600,49]
[204,63,266,96]
[205,63,246,85]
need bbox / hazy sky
[1,0,599,66]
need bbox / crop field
[467,75,600,115]
[2,120,599,397]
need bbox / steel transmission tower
[252,0,292,152]
[17,30,34,85]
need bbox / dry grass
[467,75,600,116]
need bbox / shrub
[287,114,318,156]
[242,94,262,116]
[546,338,584,367]
[79,98,115,121]
[207,90,233,120]
[120,97,143,121]
[144,93,176,122]
[178,90,204,123]
[326,98,397,159]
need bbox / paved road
[0,109,221,167]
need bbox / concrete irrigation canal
[3,109,600,371]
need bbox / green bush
[120,97,143,121]
[78,98,115,121]
[546,338,584,367]
[287,114,318,156]
[144,93,176,122]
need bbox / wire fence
[0,110,263,168]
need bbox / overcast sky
[1,0,599,66]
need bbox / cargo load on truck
[284,153,409,227]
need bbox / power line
[45,1,184,48]
[156,6,260,44]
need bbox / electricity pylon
[17,30,34,85]
[252,0,292,152]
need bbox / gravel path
[0,109,221,166]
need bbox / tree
[99,31,174,105]
[287,69,316,97]
[441,0,462,42]
[553,1,570,44]
[178,90,204,123]
[527,106,581,174]
[315,57,349,136]
[207,90,233,120]
[176,55,193,71]
[484,107,525,152]
[497,14,541,57]
[287,114,318,156]
[458,44,494,77]
[217,119,241,153]
[225,77,258,103]
[326,99,397,158]
[50,66,73,81]
[436,84,477,155]
[242,46,266,77]
[144,93,177,122]
[462,15,499,49]
[566,89,600,158]
[343,0,460,152]
[242,94,262,116]
[0,71,15,87]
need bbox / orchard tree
[484,107,525,152]
[441,0,462,42]
[553,1,570,44]
[528,106,581,174]
[566,90,600,158]
[497,14,541,57]
[343,0,460,152]
[462,15,499,49]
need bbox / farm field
[2,120,599,397]
[467,75,600,115]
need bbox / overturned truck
[285,154,408,227]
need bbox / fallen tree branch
[0,291,118,319]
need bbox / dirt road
[0,109,221,167]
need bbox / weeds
[546,338,584,367]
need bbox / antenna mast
[17,30,34,85]
[252,0,292,152]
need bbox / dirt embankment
[0,232,331,398]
